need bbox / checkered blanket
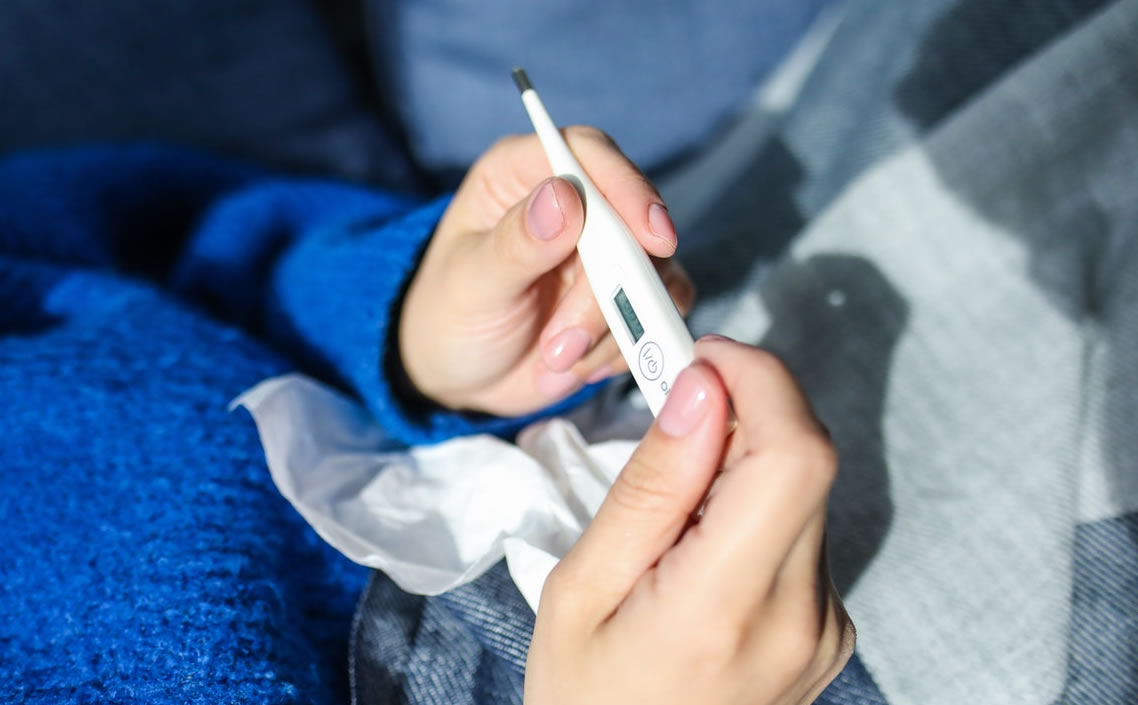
[351,1,1138,703]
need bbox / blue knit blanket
[0,145,520,703]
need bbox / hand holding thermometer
[513,68,695,416]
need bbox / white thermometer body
[514,69,695,415]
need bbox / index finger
[695,337,827,464]
[484,127,678,257]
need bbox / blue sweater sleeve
[0,145,590,444]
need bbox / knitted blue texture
[0,145,583,702]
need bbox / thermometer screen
[613,288,644,343]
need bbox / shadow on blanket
[758,254,908,594]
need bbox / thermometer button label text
[638,342,664,381]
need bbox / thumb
[557,362,729,619]
[463,177,584,307]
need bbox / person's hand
[399,127,694,416]
[525,337,855,705]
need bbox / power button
[638,342,664,381]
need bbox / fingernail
[542,327,592,372]
[536,368,580,399]
[527,179,564,241]
[657,365,710,437]
[699,334,735,343]
[648,203,677,249]
[586,363,615,384]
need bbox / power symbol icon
[638,342,664,381]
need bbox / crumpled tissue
[232,374,648,611]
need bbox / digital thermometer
[513,68,695,416]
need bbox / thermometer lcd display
[613,288,644,343]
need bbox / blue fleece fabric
[0,145,588,703]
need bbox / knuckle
[798,433,840,488]
[781,616,825,677]
[537,562,581,623]
[795,430,838,473]
[490,220,529,270]
[742,607,822,694]
[691,639,743,678]
[609,453,679,515]
[542,561,571,597]
[747,347,794,382]
[683,613,747,675]
[763,430,838,496]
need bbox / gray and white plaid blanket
[349,1,1138,702]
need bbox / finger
[459,176,584,307]
[568,255,695,383]
[657,256,696,315]
[575,334,628,384]
[479,129,678,257]
[662,339,836,609]
[537,270,612,373]
[658,434,834,620]
[539,256,695,374]
[555,361,729,622]
[563,127,678,257]
[695,337,825,458]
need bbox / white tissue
[233,374,642,612]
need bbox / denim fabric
[352,560,891,705]
[352,563,529,705]
[815,657,889,705]
[1056,513,1138,704]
